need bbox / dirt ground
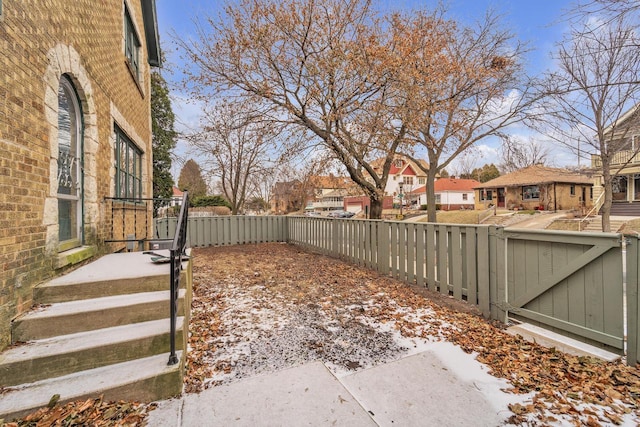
[186,243,640,426]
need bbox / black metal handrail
[168,191,189,365]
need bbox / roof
[603,103,640,135]
[434,178,480,192]
[474,165,593,189]
[141,0,161,67]
[172,186,183,197]
[408,178,480,195]
[310,175,350,190]
[371,156,428,176]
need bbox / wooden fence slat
[438,225,448,295]
[416,224,425,287]
[451,227,462,300]
[391,223,398,278]
[407,223,416,284]
[426,224,436,291]
[627,236,640,366]
[465,226,477,306]
[398,223,406,281]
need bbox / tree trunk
[369,196,383,219]
[426,168,438,222]
[601,167,612,233]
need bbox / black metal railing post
[168,191,189,365]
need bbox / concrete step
[12,289,186,341]
[0,317,184,387]
[583,219,626,232]
[34,251,188,304]
[0,351,184,422]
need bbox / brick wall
[0,0,155,350]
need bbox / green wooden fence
[154,215,634,365]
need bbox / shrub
[191,195,232,209]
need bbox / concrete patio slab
[339,349,509,426]
[148,362,375,427]
[507,323,620,362]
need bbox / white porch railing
[578,191,605,231]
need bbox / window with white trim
[114,126,142,199]
[403,176,413,186]
[124,4,141,81]
[462,193,468,201]
[418,177,425,185]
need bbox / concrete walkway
[503,211,569,229]
[147,345,520,427]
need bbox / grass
[621,219,640,234]
[546,219,581,231]
[417,210,482,224]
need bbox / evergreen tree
[178,159,208,199]
[151,71,177,201]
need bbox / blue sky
[155,0,578,176]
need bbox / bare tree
[499,136,551,173]
[535,14,640,231]
[572,0,640,22]
[176,0,464,218]
[188,99,282,214]
[452,153,479,180]
[393,10,535,221]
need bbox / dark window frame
[480,190,493,201]
[114,126,142,199]
[124,4,141,81]
[522,185,540,200]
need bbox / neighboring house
[0,1,160,351]
[343,195,394,216]
[308,175,351,211]
[474,165,593,211]
[171,186,184,207]
[270,180,304,214]
[408,178,480,211]
[370,156,429,197]
[591,104,640,215]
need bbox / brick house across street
[473,165,594,212]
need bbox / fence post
[489,226,508,323]
[283,216,290,242]
[377,221,390,275]
[476,226,491,318]
[627,235,639,366]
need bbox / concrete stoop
[582,219,627,232]
[0,251,191,422]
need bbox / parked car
[327,210,355,218]
[304,211,322,217]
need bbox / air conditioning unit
[148,239,173,250]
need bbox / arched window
[57,75,83,250]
